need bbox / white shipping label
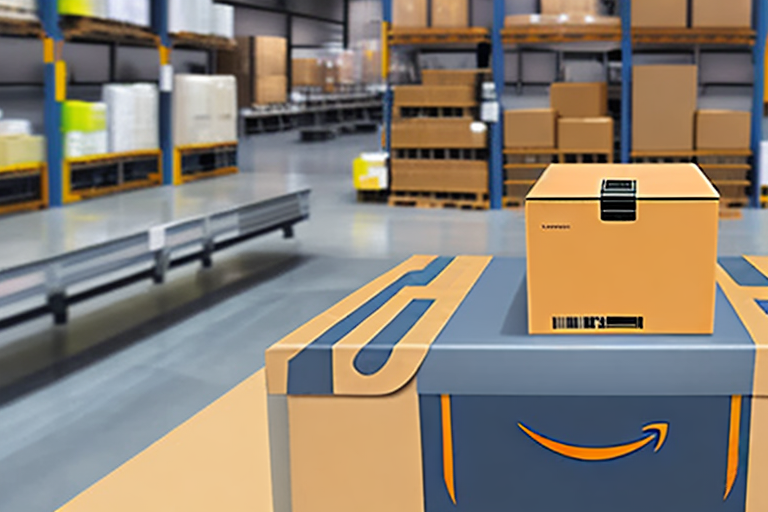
[149,226,166,251]
[481,102,500,123]
[761,141,768,187]
[369,165,388,189]
[160,65,174,92]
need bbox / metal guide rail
[0,190,311,331]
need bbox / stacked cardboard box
[552,82,612,155]
[0,0,37,20]
[633,65,697,152]
[217,36,287,108]
[541,0,597,16]
[391,70,488,197]
[692,0,752,28]
[292,59,323,88]
[696,110,752,201]
[631,0,687,28]
[392,0,468,28]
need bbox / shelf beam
[382,0,392,154]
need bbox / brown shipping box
[432,0,469,28]
[254,36,287,77]
[216,46,252,108]
[394,85,476,107]
[632,0,687,27]
[693,0,752,28]
[504,109,557,149]
[292,59,322,87]
[541,0,597,15]
[558,117,613,152]
[421,69,490,87]
[393,0,428,28]
[391,119,487,149]
[550,82,607,118]
[633,65,697,152]
[526,164,719,335]
[391,160,488,193]
[255,76,287,105]
[696,110,751,150]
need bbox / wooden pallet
[357,189,389,204]
[632,27,755,46]
[504,148,560,165]
[394,106,477,120]
[720,197,751,209]
[502,25,621,44]
[393,148,488,161]
[389,190,489,210]
[172,31,237,50]
[559,151,614,164]
[0,8,41,37]
[389,27,490,46]
[503,197,526,209]
[0,164,48,216]
[61,15,158,45]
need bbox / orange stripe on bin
[441,394,456,505]
[725,395,742,500]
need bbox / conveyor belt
[0,190,311,330]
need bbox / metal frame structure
[0,190,310,331]
[381,0,768,209]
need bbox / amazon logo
[517,422,669,461]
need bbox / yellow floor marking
[58,370,274,512]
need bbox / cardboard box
[632,0,687,27]
[254,36,287,77]
[696,110,751,150]
[541,0,597,15]
[633,65,697,152]
[394,85,476,107]
[432,0,468,28]
[391,119,487,149]
[393,0,427,28]
[255,76,287,105]
[526,164,719,335]
[550,82,607,118]
[391,160,488,193]
[558,117,613,152]
[292,58,322,87]
[421,69,490,87]
[693,0,751,28]
[504,109,557,149]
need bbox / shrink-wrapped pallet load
[0,135,45,167]
[62,101,108,158]
[106,0,150,26]
[173,75,237,146]
[212,4,234,38]
[102,83,159,153]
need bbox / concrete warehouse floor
[0,131,766,511]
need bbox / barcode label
[552,316,644,330]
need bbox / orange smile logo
[518,422,669,461]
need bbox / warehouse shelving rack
[381,0,767,210]
[31,1,238,208]
[381,0,503,209]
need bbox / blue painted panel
[719,257,768,287]
[419,258,755,396]
[620,0,632,163]
[421,395,751,512]
[287,257,454,395]
[354,299,434,375]
[751,0,766,206]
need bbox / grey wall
[234,7,287,37]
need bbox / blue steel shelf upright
[40,1,64,207]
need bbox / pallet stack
[389,69,490,210]
[632,64,753,208]
[503,81,612,207]
[695,111,752,207]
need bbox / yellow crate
[353,152,388,191]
